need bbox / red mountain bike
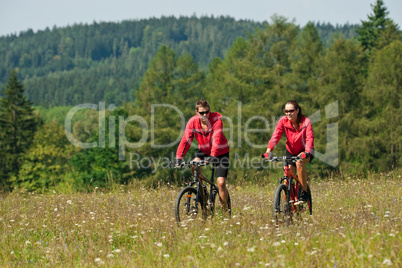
[262,153,312,226]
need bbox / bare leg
[216,176,229,210]
[296,157,310,191]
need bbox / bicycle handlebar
[172,160,210,168]
[261,153,306,162]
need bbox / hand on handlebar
[174,158,183,167]
[261,152,273,160]
[300,152,311,159]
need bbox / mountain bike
[262,153,312,226]
[174,160,231,225]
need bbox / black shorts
[285,149,314,167]
[194,150,229,178]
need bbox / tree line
[0,16,357,107]
[0,0,400,192]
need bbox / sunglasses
[284,109,295,114]
[198,110,210,116]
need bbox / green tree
[136,45,176,112]
[312,38,365,169]
[0,70,38,188]
[13,122,76,191]
[356,0,401,51]
[358,41,402,169]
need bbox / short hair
[195,99,210,111]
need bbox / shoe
[299,190,310,202]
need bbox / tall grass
[0,170,401,267]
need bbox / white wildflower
[247,246,256,252]
[382,259,392,265]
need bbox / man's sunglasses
[284,109,295,114]
[198,110,210,116]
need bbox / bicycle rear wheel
[175,186,205,224]
[307,183,312,215]
[273,184,292,226]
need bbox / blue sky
[0,0,401,37]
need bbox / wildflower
[281,240,285,243]
[114,249,121,253]
[94,258,102,263]
[311,251,317,255]
[294,243,298,246]
[67,200,72,205]
[247,246,256,252]
[273,242,281,247]
[156,242,162,247]
[107,254,114,258]
[217,246,223,252]
[163,254,170,258]
[54,208,58,212]
[382,259,392,265]
[223,242,229,246]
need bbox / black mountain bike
[174,160,231,224]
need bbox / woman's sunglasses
[284,109,295,114]
[198,110,210,116]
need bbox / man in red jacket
[266,100,314,202]
[176,99,230,212]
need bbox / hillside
[0,16,357,107]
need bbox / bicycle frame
[280,160,302,213]
[183,161,219,214]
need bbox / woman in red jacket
[266,100,314,202]
[176,99,230,211]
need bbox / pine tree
[356,0,401,51]
[0,70,38,189]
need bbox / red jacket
[176,112,229,159]
[267,116,314,155]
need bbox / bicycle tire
[226,192,232,218]
[307,183,312,215]
[273,184,292,226]
[175,186,205,224]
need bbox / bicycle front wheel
[175,186,205,224]
[273,184,292,226]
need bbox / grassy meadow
[0,170,401,267]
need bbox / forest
[0,16,357,107]
[0,0,400,192]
